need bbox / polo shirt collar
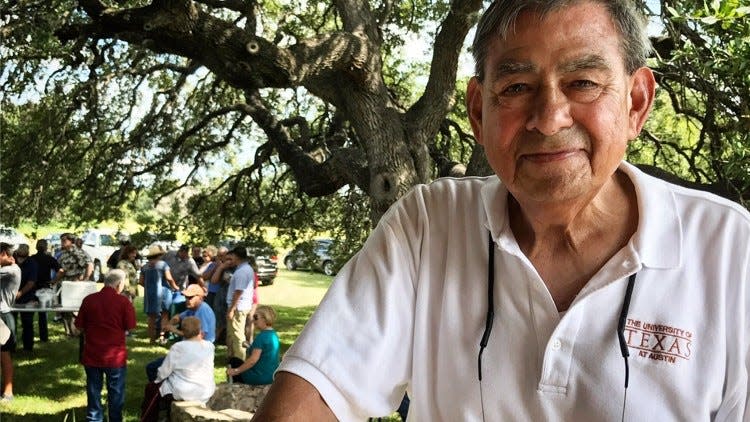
[619,162,681,269]
[479,161,681,270]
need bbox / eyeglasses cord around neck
[477,233,495,422]
[617,272,637,422]
[478,232,637,422]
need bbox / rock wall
[170,383,271,422]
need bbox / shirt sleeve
[155,349,176,383]
[278,198,420,420]
[189,260,201,277]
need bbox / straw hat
[146,244,166,258]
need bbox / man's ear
[467,77,485,145]
[627,67,656,139]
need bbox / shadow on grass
[3,298,321,420]
[273,304,318,353]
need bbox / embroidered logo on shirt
[623,319,693,364]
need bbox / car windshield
[100,234,116,246]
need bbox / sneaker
[0,395,14,402]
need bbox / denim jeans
[84,366,126,422]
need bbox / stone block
[170,383,270,422]
[207,383,271,413]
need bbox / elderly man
[254,1,750,420]
[75,269,136,422]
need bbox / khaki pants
[226,310,248,361]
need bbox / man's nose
[525,86,573,136]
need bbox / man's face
[192,247,202,258]
[185,294,202,310]
[61,237,73,250]
[223,254,237,268]
[467,1,654,206]
[0,251,12,266]
[178,249,189,260]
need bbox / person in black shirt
[28,239,60,343]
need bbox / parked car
[0,226,30,248]
[80,229,121,282]
[284,238,337,276]
[247,246,278,286]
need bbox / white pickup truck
[80,229,120,282]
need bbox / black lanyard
[478,231,637,421]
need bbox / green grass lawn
[0,269,332,421]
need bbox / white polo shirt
[280,162,750,421]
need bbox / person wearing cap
[144,284,216,382]
[164,284,215,343]
[0,242,20,401]
[140,245,179,344]
[75,269,136,422]
[140,317,215,421]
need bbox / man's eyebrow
[558,54,611,73]
[489,60,536,81]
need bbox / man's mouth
[521,150,580,163]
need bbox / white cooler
[59,281,98,308]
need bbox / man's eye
[571,80,598,89]
[502,83,529,95]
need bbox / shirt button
[551,338,562,351]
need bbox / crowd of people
[0,234,281,421]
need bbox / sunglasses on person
[253,314,263,321]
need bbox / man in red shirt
[75,269,136,422]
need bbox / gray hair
[15,244,30,257]
[471,0,652,80]
[104,269,127,289]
